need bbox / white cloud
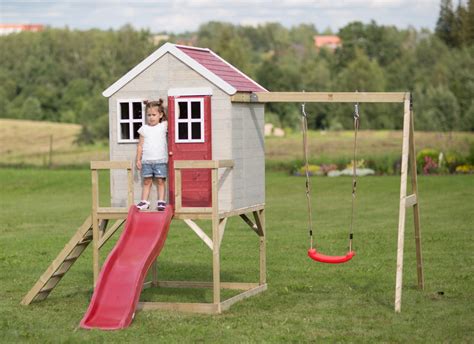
[0,0,440,32]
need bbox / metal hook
[354,103,360,120]
[301,103,308,118]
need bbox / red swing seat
[308,248,355,264]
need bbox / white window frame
[174,97,205,143]
[117,99,145,143]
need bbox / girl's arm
[136,135,144,170]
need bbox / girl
[136,99,168,211]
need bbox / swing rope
[301,103,360,264]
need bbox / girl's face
[146,107,163,126]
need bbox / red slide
[80,206,173,330]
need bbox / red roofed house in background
[0,24,44,36]
[103,42,267,213]
[314,35,342,51]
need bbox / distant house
[314,35,342,51]
[0,24,44,36]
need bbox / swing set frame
[231,91,424,313]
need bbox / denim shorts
[141,162,168,179]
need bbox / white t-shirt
[137,121,168,162]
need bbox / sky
[1,0,441,34]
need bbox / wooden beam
[395,97,411,313]
[220,284,267,312]
[219,203,265,219]
[252,210,265,237]
[218,217,228,247]
[212,168,221,308]
[90,160,132,170]
[98,219,125,249]
[137,302,219,314]
[153,280,260,290]
[231,92,408,103]
[240,214,259,234]
[409,104,424,290]
[183,219,213,250]
[174,160,234,169]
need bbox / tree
[416,85,461,131]
[20,97,42,120]
[436,0,457,46]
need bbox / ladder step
[52,272,66,278]
[64,255,80,262]
[38,287,54,294]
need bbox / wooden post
[409,103,424,290]
[175,169,182,212]
[211,168,220,310]
[256,209,266,285]
[91,169,100,285]
[395,95,411,312]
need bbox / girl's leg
[156,178,166,201]
[141,177,153,200]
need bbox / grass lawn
[0,169,473,342]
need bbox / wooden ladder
[21,216,102,305]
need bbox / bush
[416,149,439,174]
[365,156,397,175]
[455,164,474,174]
[444,152,465,173]
[295,164,322,176]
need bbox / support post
[256,209,266,285]
[395,94,411,312]
[211,168,221,310]
[91,169,100,285]
[409,102,424,290]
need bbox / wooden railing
[173,160,234,215]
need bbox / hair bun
[157,98,164,105]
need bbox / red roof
[176,45,266,93]
[314,35,342,49]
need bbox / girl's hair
[144,99,167,123]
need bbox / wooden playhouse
[22,43,270,314]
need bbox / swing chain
[349,102,360,253]
[301,103,314,249]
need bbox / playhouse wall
[108,53,236,211]
[229,103,265,210]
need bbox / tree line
[0,2,473,142]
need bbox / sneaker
[157,200,166,211]
[136,200,150,210]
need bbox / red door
[168,95,212,208]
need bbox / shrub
[417,148,439,174]
[444,152,465,173]
[423,156,439,174]
[455,164,474,174]
[296,164,322,176]
[365,156,397,175]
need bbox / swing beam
[232,91,424,313]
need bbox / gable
[103,43,266,98]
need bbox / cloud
[0,0,440,32]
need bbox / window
[175,98,204,143]
[117,100,144,143]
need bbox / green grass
[0,169,473,342]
